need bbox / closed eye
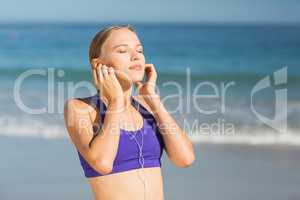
[117,49,127,53]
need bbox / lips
[129,64,142,71]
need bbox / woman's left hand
[135,63,158,96]
[134,63,161,107]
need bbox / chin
[131,78,142,84]
[130,74,144,83]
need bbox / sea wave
[190,130,300,146]
[1,115,300,146]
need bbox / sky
[1,0,300,24]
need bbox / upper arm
[63,98,97,162]
[64,98,117,175]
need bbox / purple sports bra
[77,94,165,178]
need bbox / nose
[130,49,141,61]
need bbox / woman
[64,25,195,200]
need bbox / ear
[91,58,102,69]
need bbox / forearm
[146,96,195,166]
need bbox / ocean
[1,23,300,199]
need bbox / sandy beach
[1,136,300,200]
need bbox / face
[98,28,146,84]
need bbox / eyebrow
[113,43,142,50]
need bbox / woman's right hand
[92,61,124,105]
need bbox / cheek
[108,53,131,67]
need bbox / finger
[145,64,155,73]
[92,68,99,86]
[108,67,114,75]
[96,64,104,83]
[102,65,109,79]
[108,67,116,80]
[91,59,98,70]
[109,68,118,82]
[145,64,157,83]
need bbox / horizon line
[0,20,300,27]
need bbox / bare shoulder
[64,96,99,126]
[63,96,102,160]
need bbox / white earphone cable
[129,97,147,200]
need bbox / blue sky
[1,0,300,24]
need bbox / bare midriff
[88,167,164,200]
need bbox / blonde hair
[88,24,136,65]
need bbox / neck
[122,86,133,109]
